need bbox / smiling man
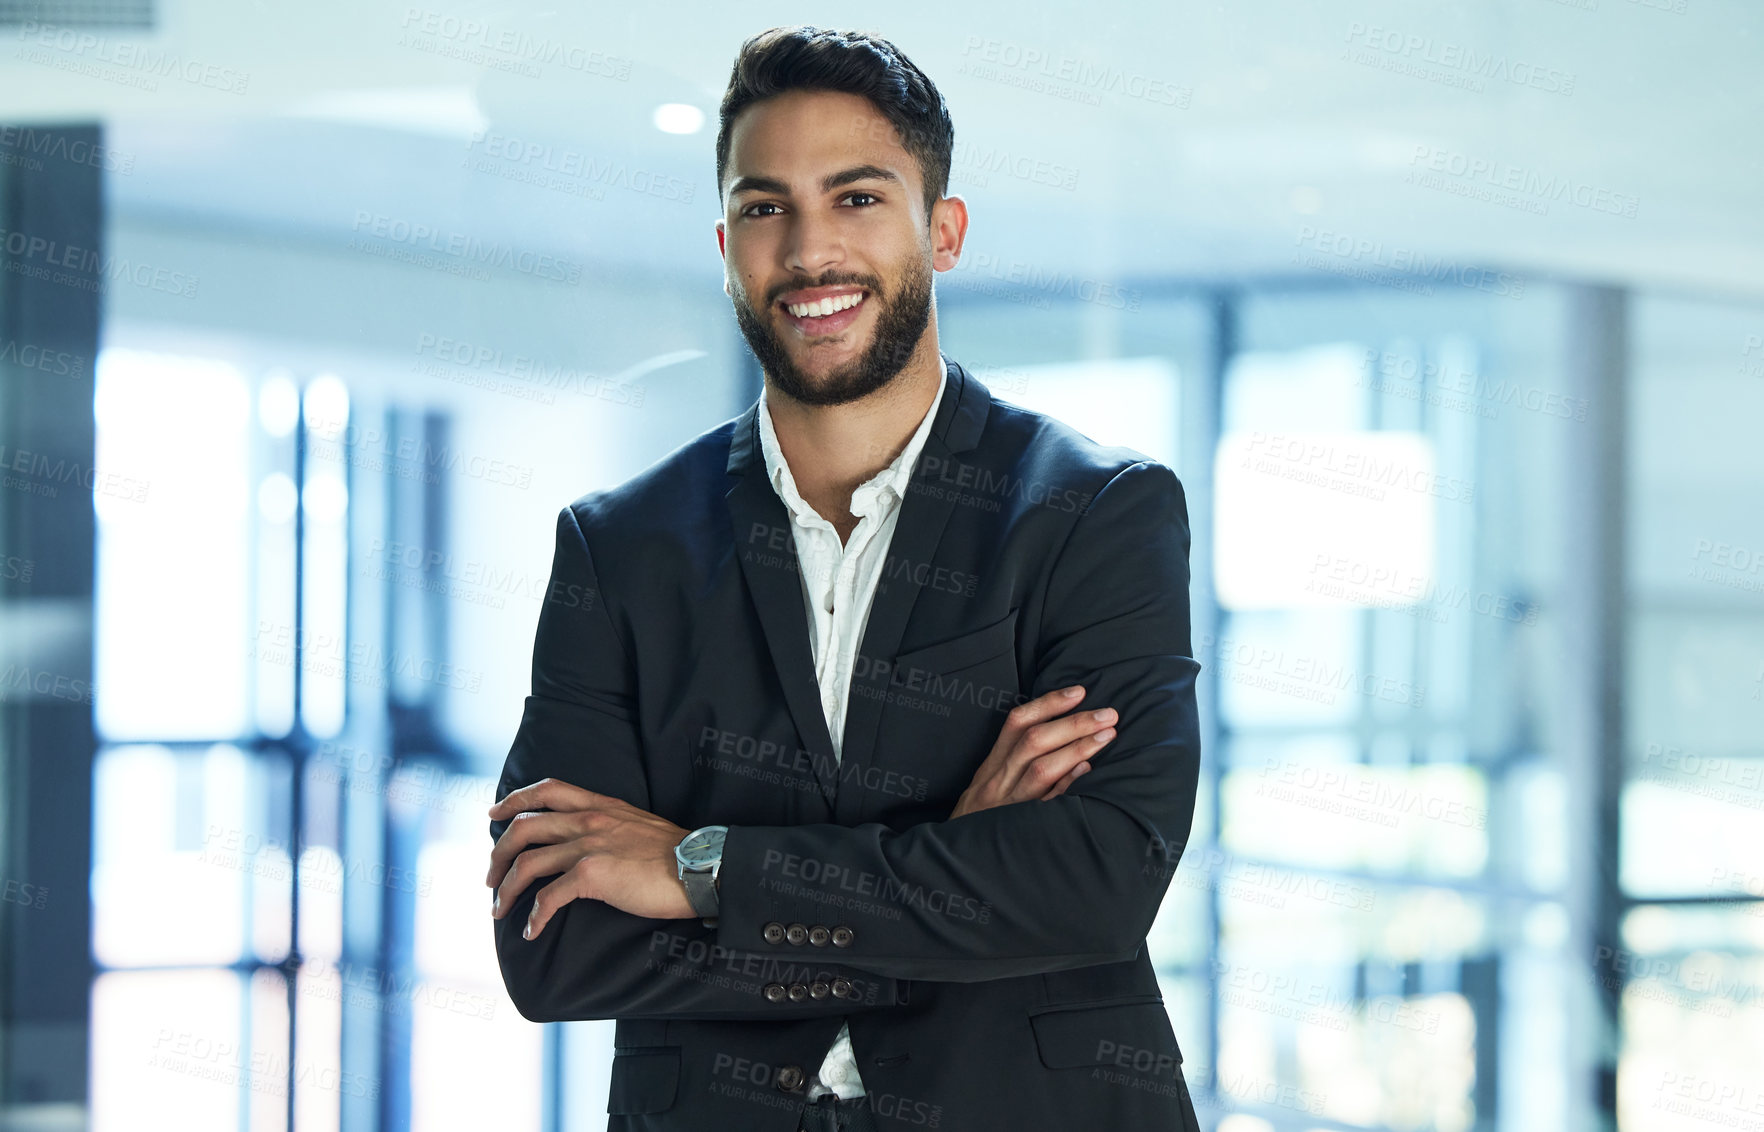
[487,25,1204,1132]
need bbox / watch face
[677,825,727,868]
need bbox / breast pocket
[889,606,1020,694]
[872,608,1023,813]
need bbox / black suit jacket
[490,355,1204,1131]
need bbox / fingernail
[1092,708,1114,722]
[523,918,534,940]
[1064,686,1083,698]
[492,893,500,916]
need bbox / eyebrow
[728,164,901,199]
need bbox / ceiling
[2,0,1760,299]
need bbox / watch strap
[681,867,719,923]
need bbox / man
[486,25,1203,1132]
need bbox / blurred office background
[1,1,1761,1129]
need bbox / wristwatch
[675,824,728,926]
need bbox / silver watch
[675,824,727,924]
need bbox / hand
[949,684,1116,819]
[486,779,696,939]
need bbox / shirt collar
[758,366,947,522]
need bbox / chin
[792,339,870,370]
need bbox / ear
[929,195,970,274]
[714,218,726,258]
[713,220,732,296]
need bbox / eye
[741,192,879,218]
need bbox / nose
[780,209,846,284]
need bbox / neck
[765,337,943,516]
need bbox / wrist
[675,824,727,924]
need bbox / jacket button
[808,925,831,946]
[787,982,809,1002]
[785,923,809,945]
[763,922,786,944]
[809,980,830,999]
[831,925,855,947]
[776,1064,805,1092]
[763,982,787,1003]
[831,977,853,999]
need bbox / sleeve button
[831,977,853,999]
[785,923,809,946]
[762,921,786,944]
[763,982,787,1003]
[808,925,831,946]
[831,925,855,947]
[809,980,830,999]
[787,982,809,1002]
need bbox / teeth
[786,291,864,318]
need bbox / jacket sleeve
[490,503,906,1022]
[715,459,1202,982]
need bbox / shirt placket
[826,489,889,757]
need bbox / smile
[778,289,869,336]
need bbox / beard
[731,248,935,408]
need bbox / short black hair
[716,26,954,221]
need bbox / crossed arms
[487,459,1201,1022]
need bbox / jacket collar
[755,363,947,524]
[727,353,989,479]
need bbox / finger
[996,708,1116,798]
[488,778,602,821]
[487,810,583,889]
[1041,760,1092,801]
[997,685,1087,744]
[524,860,592,941]
[1009,728,1114,804]
[489,778,602,819]
[979,685,1090,778]
[492,841,583,919]
[1018,706,1116,760]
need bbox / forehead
[725,89,915,188]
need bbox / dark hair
[716,26,954,221]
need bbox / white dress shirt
[754,366,947,1101]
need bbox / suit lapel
[836,360,991,823]
[724,356,994,819]
[726,405,842,807]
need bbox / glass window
[94,349,252,741]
